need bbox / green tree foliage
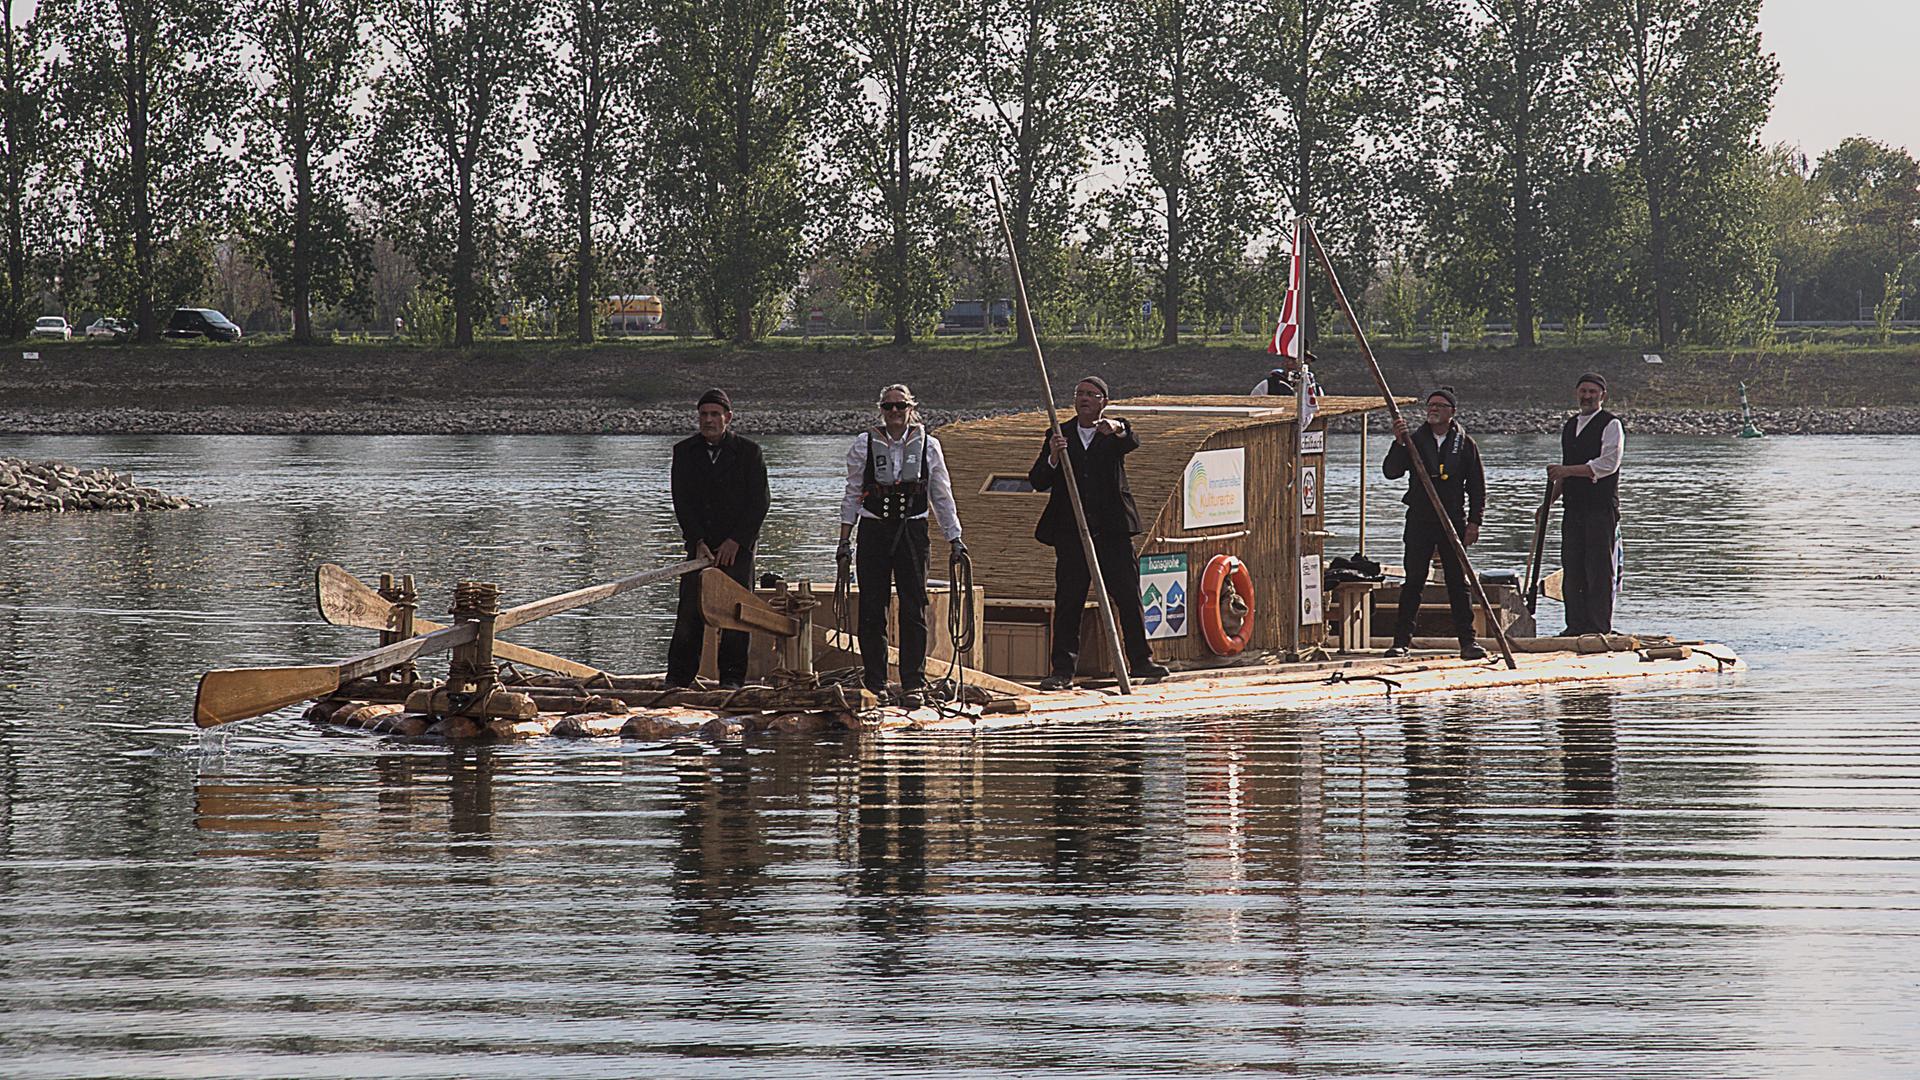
[1754,143,1820,321]
[363,0,539,346]
[1,1,57,337]
[43,0,244,341]
[1248,0,1424,339]
[237,0,370,343]
[1593,0,1778,347]
[818,0,970,345]
[971,0,1103,342]
[645,0,809,343]
[527,0,646,343]
[1104,0,1254,347]
[1421,0,1595,346]
[1810,137,1920,321]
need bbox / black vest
[862,431,930,520]
[1561,409,1620,517]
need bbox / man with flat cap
[1383,385,1488,659]
[1548,372,1624,635]
[1029,375,1170,689]
[667,388,770,689]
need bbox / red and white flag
[1268,218,1303,360]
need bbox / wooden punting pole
[989,178,1131,694]
[1307,222,1517,670]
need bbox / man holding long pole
[1029,376,1169,690]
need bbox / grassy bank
[6,335,1919,431]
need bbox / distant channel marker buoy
[1737,381,1765,438]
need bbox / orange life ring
[1199,554,1256,656]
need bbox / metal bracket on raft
[1325,670,1402,696]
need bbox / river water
[1,432,1915,1078]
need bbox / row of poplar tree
[0,0,1852,351]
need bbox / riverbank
[6,338,1917,434]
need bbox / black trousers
[1050,531,1153,676]
[1394,515,1476,643]
[857,516,930,692]
[666,551,755,687]
[1562,507,1617,635]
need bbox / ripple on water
[1,433,1918,1077]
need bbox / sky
[7,0,1915,160]
[1758,0,1920,156]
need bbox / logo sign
[22,351,39,360]
[1300,555,1323,625]
[1182,448,1245,529]
[1140,552,1189,640]
[1300,464,1319,517]
[1300,429,1325,454]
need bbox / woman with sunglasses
[837,384,966,708]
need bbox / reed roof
[934,394,1404,603]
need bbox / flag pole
[989,179,1132,694]
[1306,222,1517,669]
[1290,217,1307,658]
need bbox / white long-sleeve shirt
[840,428,963,540]
[1573,411,1624,479]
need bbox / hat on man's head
[1576,372,1607,393]
[1076,375,1111,399]
[697,387,732,410]
[1427,385,1458,408]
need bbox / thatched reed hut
[933,394,1398,677]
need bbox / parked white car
[30,316,71,340]
[85,317,135,340]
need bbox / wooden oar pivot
[404,580,537,721]
[376,573,420,684]
[771,580,821,674]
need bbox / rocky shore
[1,457,195,512]
[1,404,1912,437]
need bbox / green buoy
[1737,381,1764,438]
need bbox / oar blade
[1541,569,1565,602]
[195,665,341,728]
[316,563,399,631]
[698,568,798,636]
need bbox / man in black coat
[1383,386,1488,660]
[666,388,771,688]
[1029,376,1170,689]
[1547,372,1624,635]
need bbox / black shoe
[718,679,745,691]
[1037,672,1074,691]
[899,690,925,710]
[1129,661,1171,682]
[1384,644,1412,658]
[1459,641,1487,661]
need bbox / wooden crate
[984,621,1051,679]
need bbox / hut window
[981,474,1038,494]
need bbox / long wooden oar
[195,557,710,728]
[1307,223,1516,669]
[316,564,603,678]
[989,178,1131,694]
[195,623,478,729]
[1523,481,1555,614]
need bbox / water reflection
[3,433,1919,1077]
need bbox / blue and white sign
[1140,552,1189,640]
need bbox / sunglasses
[879,402,910,411]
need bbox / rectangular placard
[1300,464,1319,517]
[1300,555,1323,625]
[1300,428,1325,454]
[1139,553,1189,640]
[1182,448,1245,529]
